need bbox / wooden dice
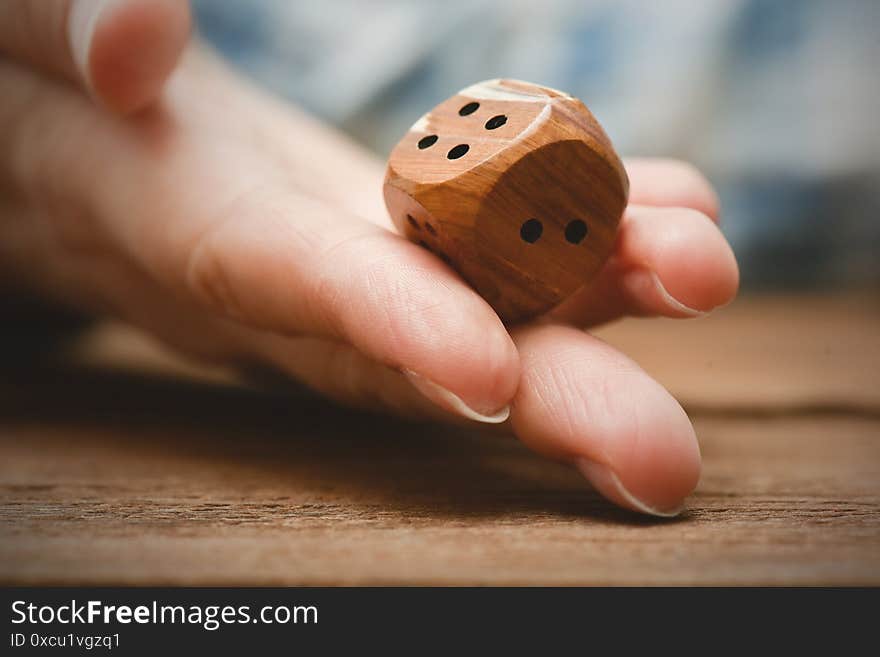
[384,79,629,323]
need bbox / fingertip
[666,160,721,221]
[510,325,701,516]
[577,459,687,518]
[652,209,739,313]
[85,0,191,113]
[359,249,521,421]
[625,158,721,221]
[622,206,739,315]
[404,370,512,424]
[579,384,702,516]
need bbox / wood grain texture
[1,293,878,585]
[384,79,628,322]
[594,292,880,412]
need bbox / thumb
[0,0,191,113]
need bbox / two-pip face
[384,79,629,323]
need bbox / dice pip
[384,79,629,323]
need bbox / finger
[510,323,702,516]
[552,205,739,326]
[0,192,501,427]
[0,0,191,113]
[171,190,520,423]
[624,157,721,221]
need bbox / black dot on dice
[458,102,480,116]
[418,135,438,149]
[565,219,588,244]
[447,144,469,159]
[485,115,507,130]
[406,214,420,231]
[425,223,437,236]
[520,219,543,243]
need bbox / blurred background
[192,0,879,291]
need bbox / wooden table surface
[1,293,878,585]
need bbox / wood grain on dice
[384,79,629,323]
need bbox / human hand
[0,0,738,516]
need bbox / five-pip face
[384,79,629,323]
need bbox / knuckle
[181,189,314,327]
[184,223,246,321]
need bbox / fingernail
[68,0,117,84]
[622,269,706,318]
[404,370,510,424]
[576,459,684,517]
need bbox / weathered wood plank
[1,370,877,585]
